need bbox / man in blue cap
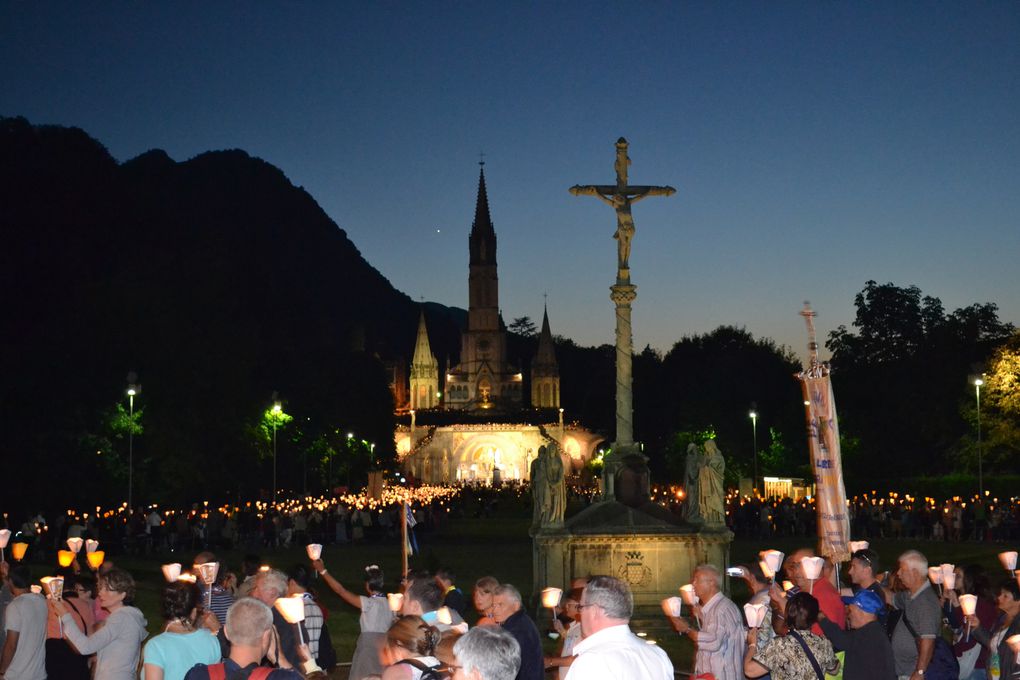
[818,589,896,680]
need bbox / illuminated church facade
[395,167,600,483]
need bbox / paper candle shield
[943,571,957,591]
[928,567,944,585]
[1007,635,1020,655]
[437,606,453,625]
[85,539,99,553]
[177,573,197,584]
[679,584,698,606]
[198,562,220,585]
[86,550,105,570]
[0,529,10,548]
[162,563,182,583]
[306,544,322,561]
[801,557,825,581]
[848,541,870,553]
[66,537,84,554]
[12,542,29,561]
[761,550,785,576]
[57,550,76,567]
[744,602,767,628]
[758,559,774,580]
[30,585,42,594]
[663,596,683,617]
[387,593,404,612]
[275,596,306,624]
[782,580,796,592]
[41,576,64,600]
[541,587,563,608]
[999,552,1018,572]
[959,594,978,616]
[940,563,955,581]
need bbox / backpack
[206,663,275,680]
[397,658,447,680]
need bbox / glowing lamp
[30,585,42,594]
[927,567,944,585]
[0,529,11,548]
[662,596,682,617]
[848,541,869,553]
[198,562,220,586]
[761,550,784,576]
[12,542,29,562]
[541,587,563,609]
[275,595,306,624]
[1008,635,1020,655]
[306,544,322,561]
[387,593,404,612]
[178,573,197,584]
[85,539,99,553]
[743,603,767,628]
[759,560,774,580]
[782,580,796,592]
[162,563,182,583]
[679,584,698,606]
[436,606,453,625]
[66,537,84,554]
[943,571,957,591]
[801,557,824,581]
[41,576,64,600]
[999,552,1018,572]
[259,565,271,572]
[86,550,105,570]
[959,594,978,616]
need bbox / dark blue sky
[3,3,1017,357]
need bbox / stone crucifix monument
[570,137,675,498]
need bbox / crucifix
[569,138,675,495]
[570,137,675,282]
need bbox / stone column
[610,282,637,447]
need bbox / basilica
[394,167,600,483]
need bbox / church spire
[411,308,437,367]
[409,307,439,410]
[534,304,557,368]
[531,301,560,408]
[470,166,496,265]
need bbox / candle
[761,550,784,577]
[85,539,99,554]
[275,595,306,624]
[959,594,978,616]
[306,544,322,561]
[1007,635,1020,655]
[928,567,944,585]
[999,552,1018,572]
[12,542,29,562]
[177,573,197,584]
[162,563,182,583]
[436,606,453,625]
[40,576,64,600]
[66,537,84,554]
[801,557,824,581]
[743,603,767,628]
[679,584,698,606]
[662,596,683,617]
[86,550,105,570]
[57,550,76,568]
[541,587,563,609]
[30,585,42,594]
[782,580,796,592]
[197,562,220,586]
[848,540,869,553]
[0,529,10,548]
[387,593,404,612]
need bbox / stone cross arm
[569,184,676,201]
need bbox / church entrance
[453,434,526,484]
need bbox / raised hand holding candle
[801,557,824,593]
[960,594,977,642]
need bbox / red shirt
[810,578,846,636]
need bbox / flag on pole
[405,503,419,555]
[798,303,851,562]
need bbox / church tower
[530,305,560,408]
[409,309,439,410]
[445,165,522,410]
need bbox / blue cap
[841,588,884,615]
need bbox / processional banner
[798,371,851,562]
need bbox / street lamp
[272,399,282,504]
[749,408,758,493]
[126,375,140,511]
[974,376,984,498]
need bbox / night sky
[3,3,1018,358]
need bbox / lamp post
[272,400,282,504]
[974,376,984,498]
[749,408,758,494]
[126,375,140,511]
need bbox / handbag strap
[789,629,826,680]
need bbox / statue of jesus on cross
[569,137,676,279]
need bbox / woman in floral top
[744,592,840,680]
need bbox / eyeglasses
[577,603,601,611]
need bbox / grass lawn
[78,503,1012,677]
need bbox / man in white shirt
[0,565,47,680]
[565,575,673,680]
[666,563,745,680]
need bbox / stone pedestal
[533,500,733,628]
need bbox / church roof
[471,166,495,238]
[534,304,558,368]
[411,308,438,368]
